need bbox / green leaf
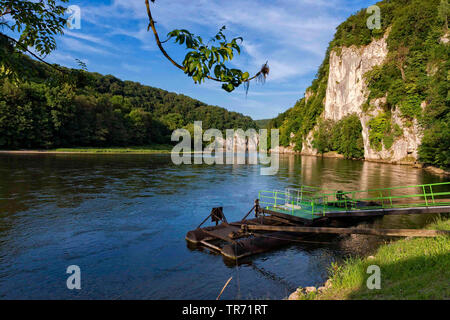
[222,83,235,92]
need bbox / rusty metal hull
[186,199,449,260]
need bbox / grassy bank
[0,145,175,154]
[298,218,450,300]
[53,145,174,153]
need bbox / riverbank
[289,218,450,300]
[0,145,174,154]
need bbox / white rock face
[272,132,300,154]
[441,31,449,44]
[271,145,297,154]
[301,129,318,155]
[305,89,314,104]
[324,35,388,122]
[302,31,423,162]
[218,130,259,152]
[361,102,423,161]
[360,97,384,160]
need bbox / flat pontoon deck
[186,182,450,260]
[259,182,450,221]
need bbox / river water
[0,154,447,299]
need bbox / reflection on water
[0,154,447,299]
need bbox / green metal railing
[258,182,450,219]
[259,185,337,220]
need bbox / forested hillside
[255,119,271,129]
[266,0,449,168]
[0,55,256,149]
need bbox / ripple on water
[0,153,447,299]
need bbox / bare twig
[145,0,185,71]
[216,277,233,300]
[0,9,12,17]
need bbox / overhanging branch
[145,0,184,71]
[144,0,268,85]
[0,32,65,74]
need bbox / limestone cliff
[270,1,448,168]
[300,31,423,163]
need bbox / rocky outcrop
[272,132,299,154]
[288,280,333,300]
[271,145,297,154]
[216,131,259,152]
[301,129,317,156]
[301,31,424,163]
[324,34,389,122]
[361,102,423,162]
[305,89,314,104]
[441,31,449,44]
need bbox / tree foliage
[267,0,449,168]
[0,0,69,81]
[0,57,257,149]
[312,114,364,159]
[168,27,250,92]
[419,114,450,168]
[145,0,269,92]
[1,0,269,92]
[438,0,449,31]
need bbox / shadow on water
[0,153,448,299]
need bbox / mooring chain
[234,242,241,300]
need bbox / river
[0,153,447,299]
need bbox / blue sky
[47,0,376,120]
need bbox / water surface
[0,154,447,299]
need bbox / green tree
[312,119,334,154]
[128,108,153,145]
[332,114,364,159]
[312,114,364,159]
[269,0,448,167]
[438,0,449,31]
[419,116,450,168]
[161,113,184,131]
[0,0,69,80]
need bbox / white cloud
[79,0,343,83]
[64,30,114,48]
[47,51,89,66]
[53,0,370,119]
[121,63,142,73]
[59,37,113,56]
[241,41,319,82]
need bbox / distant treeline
[0,56,257,149]
[254,119,271,129]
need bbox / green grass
[298,217,450,300]
[51,145,174,153]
